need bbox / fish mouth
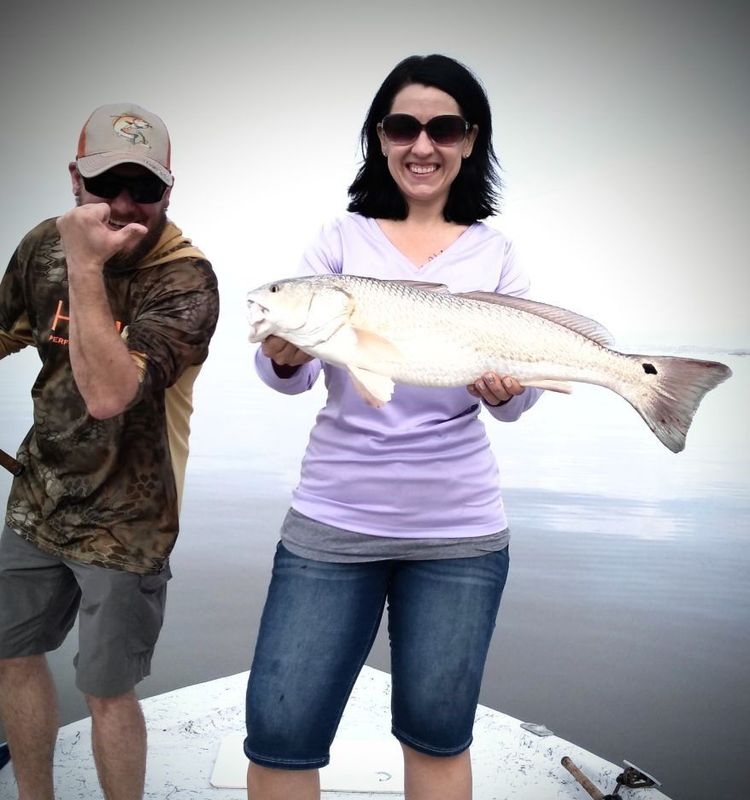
[247,297,267,315]
[245,280,320,344]
[246,298,272,342]
[245,293,312,341]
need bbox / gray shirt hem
[280,507,510,563]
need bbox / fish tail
[619,354,732,453]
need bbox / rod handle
[0,448,24,477]
[561,756,606,800]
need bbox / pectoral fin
[353,328,403,362]
[347,366,395,407]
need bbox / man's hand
[56,204,147,273]
[467,372,524,406]
[57,204,143,418]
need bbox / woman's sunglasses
[81,171,169,204]
[379,114,470,147]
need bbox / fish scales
[342,276,636,389]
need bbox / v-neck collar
[368,217,478,273]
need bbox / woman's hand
[261,335,313,367]
[261,335,314,377]
[466,372,524,406]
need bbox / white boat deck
[0,666,671,799]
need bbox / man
[0,103,219,799]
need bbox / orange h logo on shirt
[51,300,123,333]
[51,300,69,332]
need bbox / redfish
[247,275,732,453]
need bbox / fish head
[246,276,353,348]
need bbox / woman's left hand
[466,372,524,406]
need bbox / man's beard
[105,211,168,271]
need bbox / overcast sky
[2,0,747,353]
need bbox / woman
[244,54,542,800]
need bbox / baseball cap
[76,103,173,186]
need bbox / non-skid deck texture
[0,666,671,799]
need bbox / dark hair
[347,54,501,224]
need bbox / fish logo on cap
[112,114,152,148]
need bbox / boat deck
[0,666,671,799]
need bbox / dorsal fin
[393,280,450,293]
[457,291,615,347]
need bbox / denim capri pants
[244,541,509,769]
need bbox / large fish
[246,274,732,453]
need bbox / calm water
[1,342,748,800]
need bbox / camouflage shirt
[0,217,219,574]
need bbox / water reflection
[517,492,689,540]
[0,349,747,800]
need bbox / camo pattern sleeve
[0,246,35,358]
[4,219,219,574]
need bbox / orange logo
[49,299,123,346]
[112,114,152,148]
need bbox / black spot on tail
[642,362,658,375]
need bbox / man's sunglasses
[379,114,470,147]
[81,171,169,204]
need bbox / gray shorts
[0,525,171,697]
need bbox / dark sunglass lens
[382,114,421,144]
[427,116,467,146]
[82,174,120,199]
[129,176,167,203]
[82,172,166,203]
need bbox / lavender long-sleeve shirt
[255,214,541,538]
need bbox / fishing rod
[561,756,662,799]
[0,447,23,476]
